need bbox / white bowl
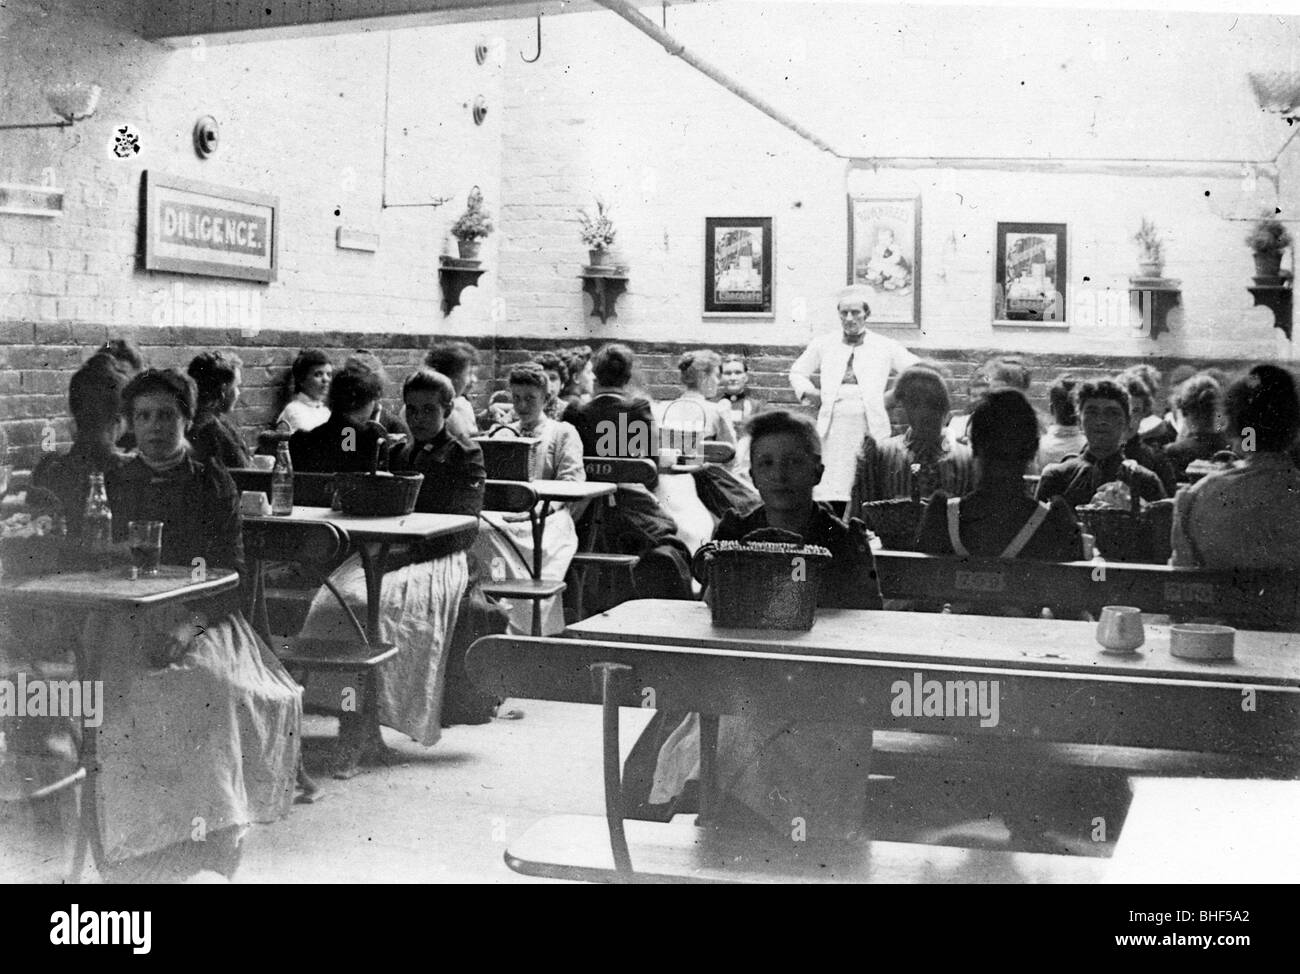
[1170,623,1235,661]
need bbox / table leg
[698,714,720,826]
[530,501,552,637]
[333,543,396,779]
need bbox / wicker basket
[697,540,833,630]
[1076,499,1174,563]
[333,472,424,517]
[474,430,541,481]
[859,498,926,551]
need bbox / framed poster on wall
[847,195,920,328]
[994,222,1067,327]
[142,171,278,283]
[704,216,773,316]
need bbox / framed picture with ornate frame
[847,195,921,328]
[704,216,773,317]
[993,221,1067,328]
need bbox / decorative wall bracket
[1128,277,1182,340]
[439,256,485,315]
[1249,277,1293,340]
[580,271,629,324]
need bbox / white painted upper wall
[495,1,1300,359]
[1,0,1299,362]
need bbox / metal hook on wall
[521,13,542,63]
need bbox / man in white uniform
[789,286,921,506]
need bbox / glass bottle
[271,442,294,516]
[84,472,112,552]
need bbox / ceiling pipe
[592,0,839,156]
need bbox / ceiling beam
[138,1,702,46]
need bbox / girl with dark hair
[275,348,333,433]
[187,351,251,468]
[91,368,301,881]
[32,354,133,537]
[424,341,480,439]
[1172,364,1300,569]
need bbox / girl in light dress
[275,348,333,434]
[475,364,585,636]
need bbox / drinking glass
[128,520,164,576]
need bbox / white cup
[1081,533,1096,560]
[1097,605,1144,652]
[658,447,680,471]
[251,455,276,472]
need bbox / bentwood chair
[567,457,659,620]
[478,480,567,636]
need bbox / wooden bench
[466,632,1127,883]
[873,550,1300,631]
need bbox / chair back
[243,518,348,566]
[483,480,540,514]
[582,456,657,488]
[700,441,736,465]
[229,468,336,508]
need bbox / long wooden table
[565,601,1300,761]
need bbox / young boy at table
[627,410,882,839]
[98,368,301,881]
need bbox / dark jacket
[189,411,252,469]
[1036,449,1167,508]
[704,504,883,610]
[105,453,246,615]
[390,428,486,519]
[1164,431,1230,482]
[1125,436,1177,495]
[31,442,132,540]
[288,414,387,474]
[562,392,655,461]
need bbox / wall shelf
[580,271,629,324]
[1248,278,1293,340]
[439,257,486,315]
[1127,277,1181,340]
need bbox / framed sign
[994,222,1067,327]
[142,171,278,283]
[704,217,773,316]
[847,195,920,328]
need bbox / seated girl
[275,348,333,434]
[473,364,585,636]
[917,389,1083,563]
[99,369,301,881]
[628,410,882,839]
[297,369,481,767]
[187,351,252,469]
[1172,364,1300,569]
[288,369,389,473]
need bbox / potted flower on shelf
[1246,215,1293,281]
[579,199,617,269]
[1133,217,1165,279]
[449,188,494,261]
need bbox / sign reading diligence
[142,171,278,283]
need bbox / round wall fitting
[472,96,488,126]
[193,115,220,157]
[475,39,489,65]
